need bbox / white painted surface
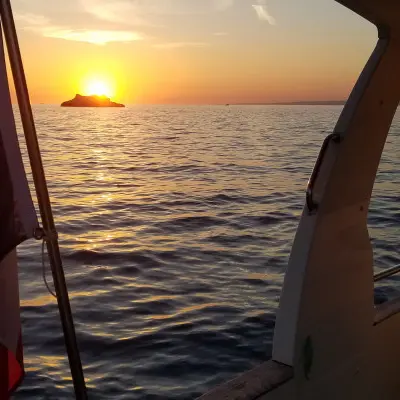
[273,33,400,364]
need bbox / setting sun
[83,78,114,97]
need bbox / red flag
[0,28,38,398]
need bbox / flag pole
[0,1,88,398]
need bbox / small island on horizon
[61,94,125,107]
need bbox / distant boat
[61,94,125,108]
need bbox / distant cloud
[252,0,276,25]
[153,42,209,49]
[45,29,143,45]
[80,0,155,26]
[80,0,235,26]
[15,12,143,44]
[14,13,49,26]
[14,1,276,46]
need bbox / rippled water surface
[13,105,399,399]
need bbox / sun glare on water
[84,78,114,98]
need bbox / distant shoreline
[229,100,346,106]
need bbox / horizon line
[16,100,348,107]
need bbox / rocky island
[61,94,125,107]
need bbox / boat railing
[374,265,400,282]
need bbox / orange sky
[10,0,377,104]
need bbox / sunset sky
[10,0,377,104]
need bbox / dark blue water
[13,105,399,399]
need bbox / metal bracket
[306,133,341,213]
[33,226,45,240]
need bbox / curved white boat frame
[199,1,400,398]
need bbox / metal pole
[374,265,400,282]
[0,1,87,398]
